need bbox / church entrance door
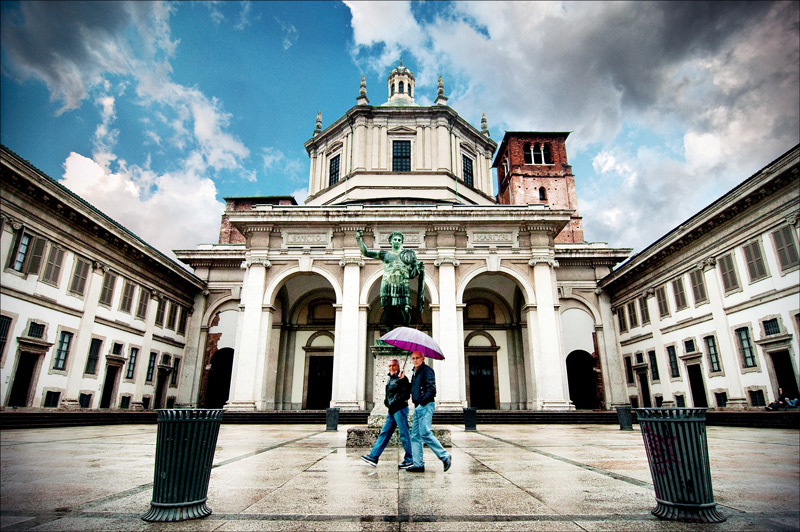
[637,371,652,408]
[205,348,234,408]
[769,350,799,400]
[468,355,496,409]
[99,364,121,408]
[566,350,600,409]
[305,355,333,409]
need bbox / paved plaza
[1,422,798,531]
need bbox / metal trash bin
[635,407,725,523]
[463,407,477,431]
[616,405,634,430]
[142,409,223,522]
[326,407,340,431]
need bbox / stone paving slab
[1,423,798,531]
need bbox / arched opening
[543,143,553,164]
[461,272,529,410]
[566,350,600,409]
[539,187,547,201]
[205,348,234,408]
[399,81,405,94]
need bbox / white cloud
[291,187,308,205]
[60,152,225,258]
[235,1,252,31]
[274,17,298,50]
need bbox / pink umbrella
[379,327,445,360]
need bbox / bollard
[616,405,634,430]
[326,407,340,431]
[142,409,223,522]
[635,407,725,523]
[463,407,477,431]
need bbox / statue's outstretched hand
[355,229,363,240]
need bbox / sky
[1,1,798,263]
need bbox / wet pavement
[1,423,798,531]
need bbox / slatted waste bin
[635,407,725,523]
[142,409,223,522]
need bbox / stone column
[227,256,269,411]
[596,290,630,407]
[434,254,463,410]
[257,305,277,410]
[355,304,370,409]
[529,257,572,410]
[180,290,207,407]
[330,255,364,410]
[61,261,106,408]
[702,259,747,408]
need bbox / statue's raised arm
[355,229,380,259]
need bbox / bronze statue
[356,230,425,332]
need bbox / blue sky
[2,1,798,261]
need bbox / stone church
[174,63,632,412]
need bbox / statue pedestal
[346,344,451,448]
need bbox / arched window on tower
[523,143,533,164]
[539,187,547,201]
[532,143,544,164]
[399,81,404,94]
[543,143,553,164]
[391,83,395,96]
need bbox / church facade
[174,64,632,412]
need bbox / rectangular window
[119,281,135,313]
[392,140,411,172]
[126,347,139,380]
[715,392,727,408]
[684,339,696,353]
[0,315,11,357]
[718,253,740,292]
[11,233,31,271]
[667,346,679,378]
[635,352,644,364]
[98,272,117,306]
[655,396,664,407]
[639,297,650,325]
[772,226,800,271]
[135,287,149,319]
[689,269,707,305]
[166,302,178,330]
[79,393,92,408]
[328,154,340,186]
[155,298,166,327]
[170,358,180,386]
[763,318,781,336]
[656,286,669,318]
[672,278,688,310]
[704,336,721,372]
[112,342,123,356]
[462,155,474,187]
[26,237,47,275]
[624,356,634,384]
[142,396,151,410]
[617,308,628,332]
[53,331,73,370]
[742,240,768,282]
[748,390,766,407]
[146,352,157,382]
[736,327,757,368]
[120,396,131,409]
[627,302,638,328]
[68,258,91,295]
[177,307,188,335]
[85,338,102,375]
[41,246,65,285]
[648,350,659,381]
[28,322,45,338]
[675,395,686,407]
[43,391,61,408]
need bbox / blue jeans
[411,402,450,467]
[367,407,412,463]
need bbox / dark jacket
[411,362,436,406]
[384,373,410,414]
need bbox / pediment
[387,126,416,135]
[326,141,343,153]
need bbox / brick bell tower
[492,131,584,243]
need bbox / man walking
[406,351,451,473]
[361,359,414,468]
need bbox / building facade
[600,146,800,409]
[0,146,205,410]
[175,64,632,412]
